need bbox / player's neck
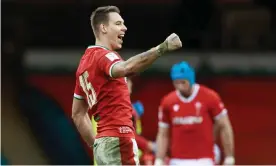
[179,87,193,98]
[180,91,191,98]
[95,38,112,50]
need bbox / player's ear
[100,24,108,34]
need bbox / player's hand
[165,33,182,51]
[223,156,235,165]
[156,33,182,56]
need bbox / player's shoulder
[198,84,220,99]
[161,90,178,104]
[87,45,122,61]
[76,46,107,73]
[86,45,110,57]
[81,45,114,65]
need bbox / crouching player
[154,61,235,165]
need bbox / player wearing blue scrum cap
[170,61,196,97]
[154,61,235,166]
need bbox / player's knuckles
[175,39,182,47]
[173,37,181,45]
[171,33,177,37]
[167,34,176,40]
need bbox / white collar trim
[176,84,200,103]
[87,45,107,50]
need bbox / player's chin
[115,43,123,50]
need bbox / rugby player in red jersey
[154,61,234,165]
[71,6,182,165]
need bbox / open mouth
[118,34,124,40]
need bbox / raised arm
[111,33,182,78]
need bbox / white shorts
[169,158,214,166]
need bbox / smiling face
[90,6,127,50]
[104,12,127,50]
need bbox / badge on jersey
[105,52,120,61]
[173,104,180,112]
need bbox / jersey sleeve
[158,98,171,128]
[209,90,227,121]
[73,77,85,100]
[97,50,122,78]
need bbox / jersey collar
[87,45,109,50]
[176,84,200,103]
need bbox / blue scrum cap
[170,61,195,86]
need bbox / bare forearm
[73,113,95,146]
[213,124,220,142]
[123,41,169,76]
[221,126,234,156]
[111,33,181,78]
[123,47,160,76]
[156,133,169,159]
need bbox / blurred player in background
[71,5,182,165]
[127,78,156,165]
[154,61,234,165]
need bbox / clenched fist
[156,33,182,56]
[165,33,182,51]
